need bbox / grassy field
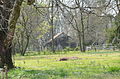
[7,51,120,79]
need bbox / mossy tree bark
[0,0,34,69]
[0,0,15,69]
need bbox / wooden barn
[45,32,77,50]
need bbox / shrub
[108,66,120,72]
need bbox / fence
[86,44,118,51]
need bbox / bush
[64,47,73,51]
[74,47,80,51]
[108,66,120,72]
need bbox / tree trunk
[0,0,24,69]
[0,0,15,69]
[0,0,34,69]
[80,7,86,52]
[78,33,82,52]
[51,0,55,53]
[21,35,30,56]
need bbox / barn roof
[47,32,64,43]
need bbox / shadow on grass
[8,68,120,79]
[8,68,69,79]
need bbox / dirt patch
[59,57,81,61]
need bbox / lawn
[7,51,120,79]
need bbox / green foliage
[108,66,120,72]
[63,47,79,52]
[74,46,80,51]
[36,21,52,39]
[64,47,73,51]
[106,25,120,49]
[106,13,120,47]
[115,13,120,27]
[106,26,116,43]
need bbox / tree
[0,0,34,69]
[106,0,120,49]
[12,2,53,54]
[57,0,114,52]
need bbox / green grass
[7,51,120,79]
